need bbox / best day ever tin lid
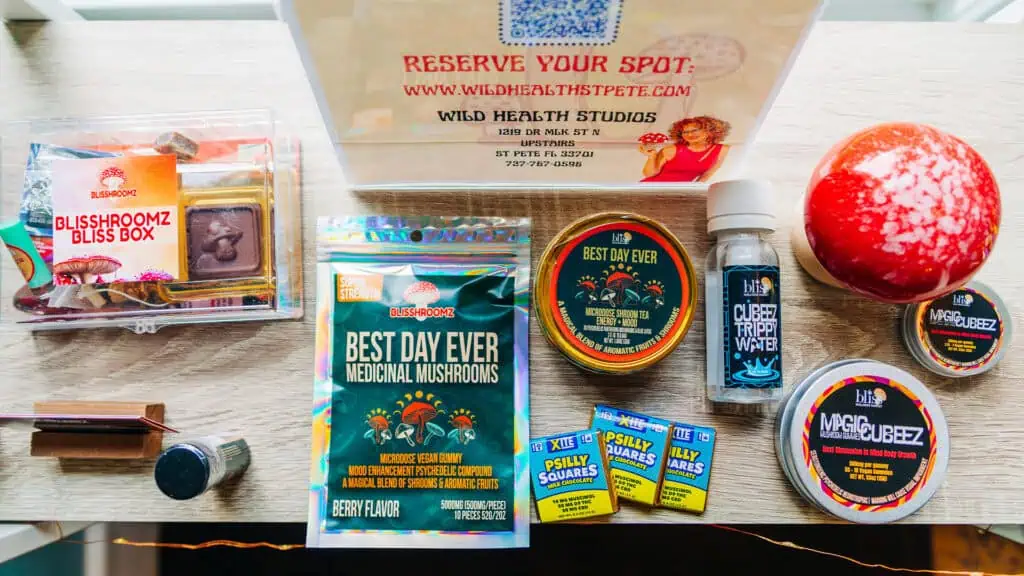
[534,212,696,374]
[786,360,949,524]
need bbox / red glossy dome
[805,123,1001,303]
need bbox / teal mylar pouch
[308,216,530,548]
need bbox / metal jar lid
[902,281,1012,378]
[775,359,865,511]
[781,360,949,523]
[154,443,211,500]
[534,212,697,374]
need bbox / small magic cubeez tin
[534,213,697,374]
[658,422,716,514]
[902,281,1012,378]
[776,360,949,523]
[590,405,671,506]
[530,430,618,523]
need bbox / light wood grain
[0,21,1022,524]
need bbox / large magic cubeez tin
[534,213,697,374]
[776,360,949,523]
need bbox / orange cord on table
[54,521,1023,575]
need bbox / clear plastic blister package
[0,110,303,332]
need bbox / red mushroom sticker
[53,255,122,285]
[447,408,477,445]
[393,391,446,446]
[403,281,441,322]
[800,122,1001,303]
[638,132,669,154]
[363,408,393,446]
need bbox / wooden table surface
[1,20,1022,524]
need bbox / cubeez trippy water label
[323,270,515,533]
[550,221,690,363]
[50,155,181,285]
[530,430,617,523]
[918,287,1003,370]
[722,265,781,389]
[802,376,937,511]
[590,405,670,505]
[658,423,716,513]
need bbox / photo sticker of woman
[639,116,731,183]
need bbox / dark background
[160,523,932,575]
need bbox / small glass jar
[154,434,251,500]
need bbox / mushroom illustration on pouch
[394,391,445,446]
[364,398,480,448]
[363,408,393,447]
[447,408,477,445]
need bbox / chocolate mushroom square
[186,205,262,280]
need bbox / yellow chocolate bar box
[530,430,618,523]
[591,405,672,506]
[658,422,716,513]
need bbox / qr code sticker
[500,0,623,46]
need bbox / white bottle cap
[707,179,776,234]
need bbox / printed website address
[403,83,692,97]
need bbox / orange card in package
[51,155,182,285]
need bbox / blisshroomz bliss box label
[309,216,530,548]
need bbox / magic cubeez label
[722,265,781,389]
[550,221,691,363]
[658,423,716,513]
[591,405,670,505]
[802,376,937,511]
[530,430,617,523]
[919,287,1003,371]
[325,270,516,533]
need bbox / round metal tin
[902,281,1012,378]
[534,213,697,374]
[775,359,865,510]
[782,360,949,523]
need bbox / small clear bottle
[705,180,783,404]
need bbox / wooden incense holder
[30,401,166,459]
